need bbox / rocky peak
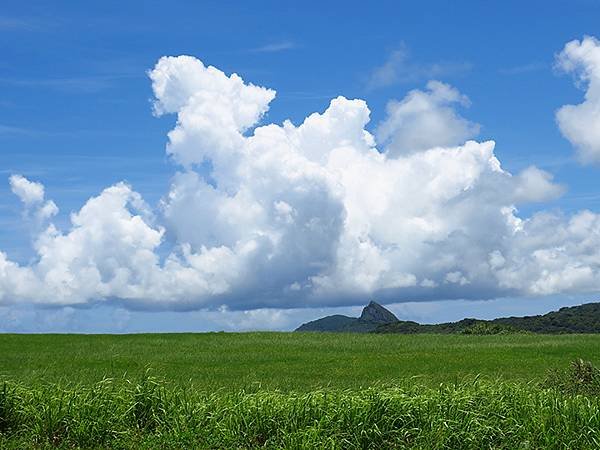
[359,301,399,324]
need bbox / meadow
[3,332,600,389]
[3,332,600,448]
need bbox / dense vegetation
[2,373,600,449]
[295,301,600,334]
[376,301,600,334]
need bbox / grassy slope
[2,332,600,390]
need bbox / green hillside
[376,302,600,334]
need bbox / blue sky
[1,0,600,332]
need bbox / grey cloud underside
[1,38,600,310]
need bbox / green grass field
[3,332,600,448]
[2,332,600,388]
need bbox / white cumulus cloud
[150,55,276,169]
[556,36,600,163]
[10,174,45,205]
[1,40,600,311]
[9,174,58,222]
[376,81,480,156]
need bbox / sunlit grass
[2,332,600,389]
[2,375,600,449]
[3,333,600,447]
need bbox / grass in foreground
[3,334,600,448]
[3,333,600,389]
[2,375,600,449]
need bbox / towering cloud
[150,55,276,169]
[556,36,600,163]
[1,38,600,310]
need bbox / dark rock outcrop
[360,301,399,324]
[295,301,399,332]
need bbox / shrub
[461,322,527,335]
[543,358,600,396]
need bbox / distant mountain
[360,301,399,324]
[375,302,600,334]
[295,301,399,332]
